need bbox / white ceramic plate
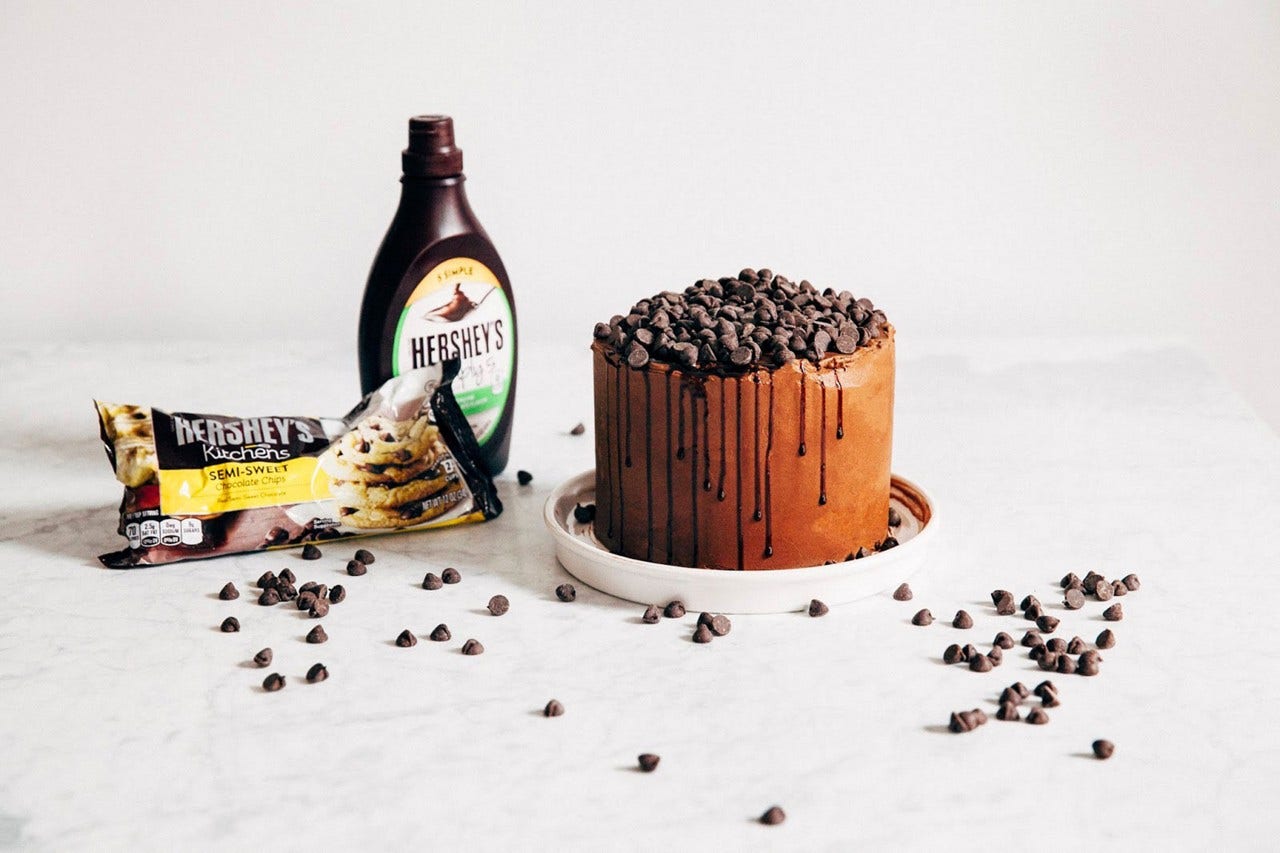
[544,470,936,614]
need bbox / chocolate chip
[1046,637,1067,654]
[987,646,1003,666]
[306,663,328,683]
[487,595,510,616]
[1111,580,1127,597]
[638,754,660,773]
[952,610,973,629]
[516,470,533,485]
[969,653,993,672]
[642,605,661,623]
[1094,581,1113,602]
[1026,708,1050,725]
[1038,652,1059,671]
[544,699,565,717]
[1041,692,1061,708]
[299,581,319,594]
[1056,654,1077,674]
[1036,615,1060,634]
[664,600,686,618]
[1078,656,1100,676]
[309,599,329,619]
[555,583,576,602]
[301,544,321,560]
[279,568,296,584]
[1067,636,1086,654]
[943,644,965,664]
[395,629,417,648]
[296,591,316,612]
[256,570,277,589]
[1096,628,1116,649]
[1063,588,1085,610]
[218,582,239,601]
[996,701,1021,721]
[809,599,830,617]
[1024,603,1043,621]
[1021,630,1044,648]
[258,588,280,606]
[351,548,374,564]
[570,422,586,436]
[1122,573,1140,591]
[461,638,484,655]
[329,584,346,603]
[709,614,732,636]
[304,625,326,644]
[994,632,1014,650]
[262,673,285,692]
[1060,573,1080,589]
[949,708,988,733]
[1103,603,1123,621]
[420,573,442,590]
[760,806,786,825]
[962,643,980,661]
[442,567,462,584]
[275,581,297,601]
[994,593,1016,616]
[573,503,596,523]
[888,507,902,527]
[693,624,714,643]
[911,608,933,626]
[1083,572,1104,594]
[220,617,240,633]
[1012,681,1031,698]
[1079,649,1102,666]
[251,648,272,668]
[1092,739,1115,759]
[1029,645,1046,661]
[1020,595,1040,612]
[999,686,1022,705]
[346,560,367,577]
[991,589,1012,606]
[892,583,912,601]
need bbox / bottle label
[392,257,514,445]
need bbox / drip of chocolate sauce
[623,367,632,468]
[752,375,763,522]
[734,376,744,569]
[797,360,807,457]
[665,377,674,562]
[689,383,701,566]
[675,381,686,461]
[763,376,775,559]
[701,389,712,492]
[717,381,727,501]
[644,371,653,561]
[835,370,845,440]
[819,375,828,506]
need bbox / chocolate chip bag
[96,360,501,567]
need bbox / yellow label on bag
[158,457,333,515]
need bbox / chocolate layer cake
[591,269,894,570]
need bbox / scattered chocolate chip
[1021,630,1044,648]
[461,638,484,655]
[1034,680,1057,699]
[306,663,328,683]
[664,600,686,618]
[709,614,732,636]
[488,595,510,616]
[1026,708,1050,725]
[1122,573,1140,591]
[1096,629,1116,649]
[1083,572,1104,594]
[892,583,913,601]
[962,643,980,661]
[642,605,661,624]
[693,624,714,643]
[555,583,576,602]
[1038,652,1059,671]
[299,581,319,594]
[256,570,277,589]
[1060,573,1080,589]
[996,701,1021,721]
[1078,656,1100,676]
[275,581,297,601]
[638,754,660,773]
[999,686,1023,705]
[969,653,993,672]
[220,617,240,633]
[1024,603,1043,621]
[395,629,417,648]
[301,544,322,560]
[1092,739,1115,759]
[987,647,1003,666]
[258,588,281,606]
[422,573,442,590]
[1094,581,1113,602]
[309,599,329,619]
[262,673,285,692]
[1046,638,1067,654]
[279,568,296,584]
[569,422,586,436]
[1020,595,1040,612]
[1067,636,1086,654]
[1111,580,1127,597]
[697,612,714,627]
[1103,603,1123,621]
[809,599,830,617]
[760,806,786,825]
[1036,615,1060,634]
[442,567,462,584]
[252,648,272,667]
[1029,645,1046,661]
[218,582,239,600]
[944,644,965,664]
[573,503,596,524]
[296,591,317,612]
[353,548,375,564]
[911,608,933,626]
[544,699,565,717]
[1012,682,1031,698]
[953,610,973,629]
[990,589,1012,606]
[949,708,988,733]
[1063,588,1085,610]
[993,631,1014,650]
[346,560,367,577]
[1079,649,1102,665]
[1056,654,1077,675]
[328,584,346,604]
[306,625,327,644]
[517,470,533,485]
[429,624,452,642]
[994,593,1016,616]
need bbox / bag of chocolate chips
[95,360,502,567]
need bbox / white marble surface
[2,336,1278,852]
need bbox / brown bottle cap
[403,115,463,177]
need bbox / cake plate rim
[543,469,937,614]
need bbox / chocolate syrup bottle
[359,115,516,476]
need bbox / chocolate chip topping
[487,595,510,616]
[911,608,933,626]
[218,582,239,601]
[638,754,660,773]
[594,270,890,373]
[544,699,564,717]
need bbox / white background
[2,1,1277,430]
